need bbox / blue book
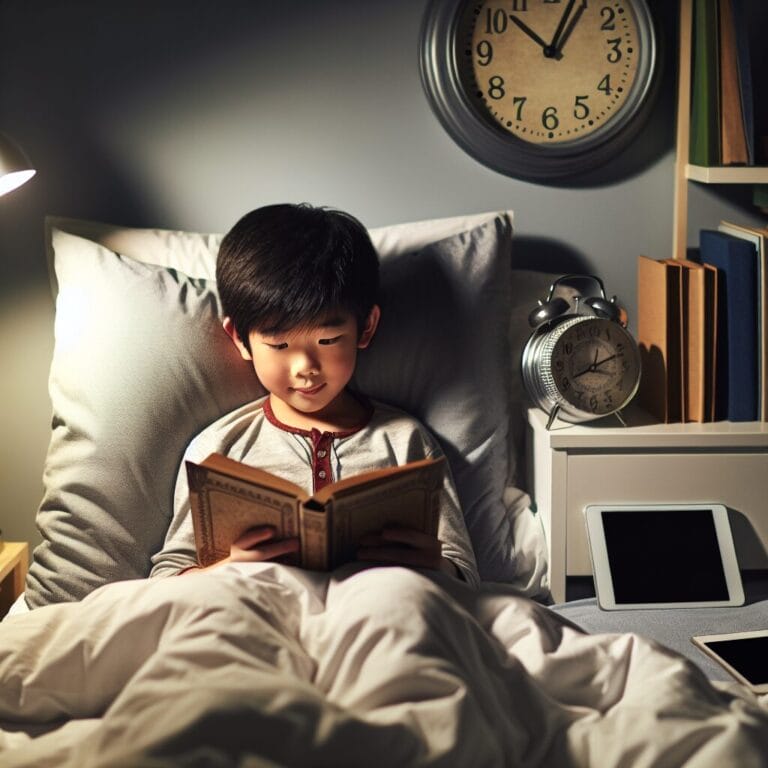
[699,230,758,421]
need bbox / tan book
[719,0,749,165]
[637,256,683,423]
[667,259,718,422]
[187,454,445,569]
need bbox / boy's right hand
[180,526,300,574]
[228,525,300,564]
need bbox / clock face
[418,0,657,179]
[457,0,642,146]
[550,317,640,416]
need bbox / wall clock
[522,275,642,427]
[419,0,659,181]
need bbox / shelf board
[685,164,768,184]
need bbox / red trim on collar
[262,393,373,439]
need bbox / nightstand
[0,542,29,618]
[527,408,768,603]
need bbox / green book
[690,0,721,166]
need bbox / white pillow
[26,211,527,607]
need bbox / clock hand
[553,0,588,56]
[510,15,562,60]
[573,351,617,378]
[594,353,617,367]
[574,366,611,378]
[548,0,576,52]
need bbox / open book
[186,454,445,570]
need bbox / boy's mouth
[292,383,325,396]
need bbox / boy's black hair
[216,203,380,350]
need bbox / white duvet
[0,563,766,767]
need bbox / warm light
[0,169,35,197]
[0,133,35,197]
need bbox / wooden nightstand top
[0,542,29,618]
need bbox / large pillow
[26,211,533,607]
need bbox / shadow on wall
[511,236,593,275]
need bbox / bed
[1,210,766,766]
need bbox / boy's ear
[222,317,253,360]
[357,304,381,349]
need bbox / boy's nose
[292,353,319,377]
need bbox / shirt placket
[310,429,334,493]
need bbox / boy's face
[223,307,380,429]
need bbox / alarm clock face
[550,317,641,416]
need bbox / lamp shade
[0,132,35,196]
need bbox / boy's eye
[318,336,342,346]
[265,342,288,350]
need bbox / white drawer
[565,452,768,574]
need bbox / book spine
[731,0,755,164]
[299,504,329,571]
[690,0,721,166]
[700,230,758,421]
[718,0,749,165]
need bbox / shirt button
[318,470,327,479]
[317,449,327,458]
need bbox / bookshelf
[672,0,768,261]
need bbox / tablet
[584,503,745,610]
[692,630,768,693]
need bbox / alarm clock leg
[545,405,561,431]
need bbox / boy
[150,203,479,585]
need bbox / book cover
[730,0,755,164]
[690,0,721,166]
[718,221,767,420]
[637,256,683,423]
[666,259,718,422]
[187,453,445,570]
[718,0,749,165]
[699,229,758,421]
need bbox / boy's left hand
[356,527,458,576]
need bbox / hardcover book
[718,221,767,420]
[700,229,758,421]
[689,0,720,166]
[187,453,445,570]
[666,258,718,422]
[637,256,683,423]
[719,0,750,165]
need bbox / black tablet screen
[702,636,768,685]
[602,509,730,603]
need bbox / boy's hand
[356,527,459,576]
[228,525,300,563]
[180,526,299,574]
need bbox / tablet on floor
[584,503,745,610]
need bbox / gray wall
[0,1,764,546]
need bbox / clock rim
[418,0,660,181]
[522,315,642,423]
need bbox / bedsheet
[1,563,767,767]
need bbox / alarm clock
[522,275,641,428]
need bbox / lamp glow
[0,133,35,197]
